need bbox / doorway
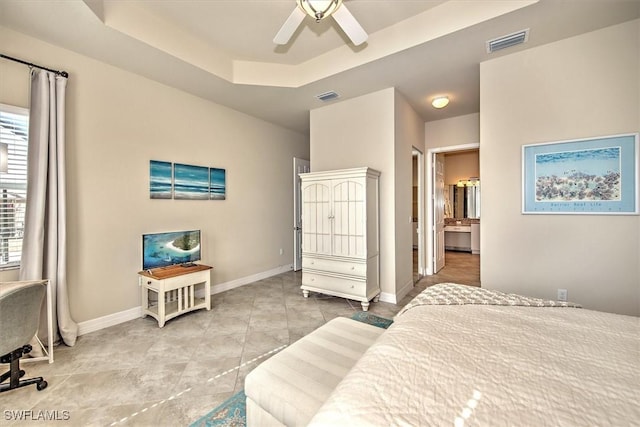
[412,148,425,282]
[425,143,480,276]
[293,157,310,271]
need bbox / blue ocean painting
[174,163,210,200]
[534,147,621,201]
[210,168,226,200]
[150,160,172,199]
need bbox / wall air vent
[486,29,529,53]
[316,91,340,102]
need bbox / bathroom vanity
[444,223,480,254]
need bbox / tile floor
[1,251,479,427]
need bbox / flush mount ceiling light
[431,96,449,109]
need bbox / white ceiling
[1,0,639,134]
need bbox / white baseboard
[77,306,142,336]
[77,264,294,336]
[396,279,414,303]
[210,264,293,295]
[378,292,397,304]
[378,279,414,305]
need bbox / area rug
[350,311,394,329]
[190,390,246,427]
[190,312,393,427]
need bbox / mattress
[308,284,640,426]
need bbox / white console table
[138,264,212,327]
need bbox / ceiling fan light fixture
[297,0,343,22]
[431,96,449,109]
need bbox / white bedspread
[309,284,640,426]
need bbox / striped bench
[244,317,385,427]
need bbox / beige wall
[425,113,479,150]
[310,88,424,301]
[310,88,397,298]
[444,150,479,185]
[394,90,426,299]
[0,27,309,322]
[480,20,639,316]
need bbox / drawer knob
[351,266,355,270]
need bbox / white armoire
[299,167,380,311]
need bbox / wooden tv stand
[138,264,212,327]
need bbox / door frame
[293,157,310,271]
[412,147,426,278]
[425,143,479,275]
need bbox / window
[0,103,29,269]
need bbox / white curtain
[19,68,78,348]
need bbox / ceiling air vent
[316,91,340,102]
[486,29,529,53]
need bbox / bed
[308,283,640,426]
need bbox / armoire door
[332,179,365,258]
[302,182,331,255]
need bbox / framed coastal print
[209,167,226,200]
[522,133,638,215]
[149,160,172,199]
[173,163,210,200]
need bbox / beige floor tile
[1,251,478,426]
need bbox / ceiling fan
[274,0,368,46]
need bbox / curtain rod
[0,53,69,78]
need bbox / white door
[293,158,310,271]
[434,153,446,273]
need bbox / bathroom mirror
[447,184,480,219]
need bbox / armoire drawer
[302,272,366,297]
[302,257,366,277]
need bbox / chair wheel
[36,380,47,391]
[19,369,25,378]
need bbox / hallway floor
[406,250,480,305]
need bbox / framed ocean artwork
[149,160,172,199]
[173,163,210,200]
[209,167,226,200]
[522,133,638,214]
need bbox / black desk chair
[0,281,48,392]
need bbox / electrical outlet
[279,248,284,255]
[557,288,568,302]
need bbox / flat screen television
[142,230,201,270]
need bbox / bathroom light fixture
[431,96,449,109]
[297,0,342,22]
[457,178,480,187]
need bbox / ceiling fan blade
[274,7,306,45]
[332,4,368,46]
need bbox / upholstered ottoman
[244,317,385,427]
